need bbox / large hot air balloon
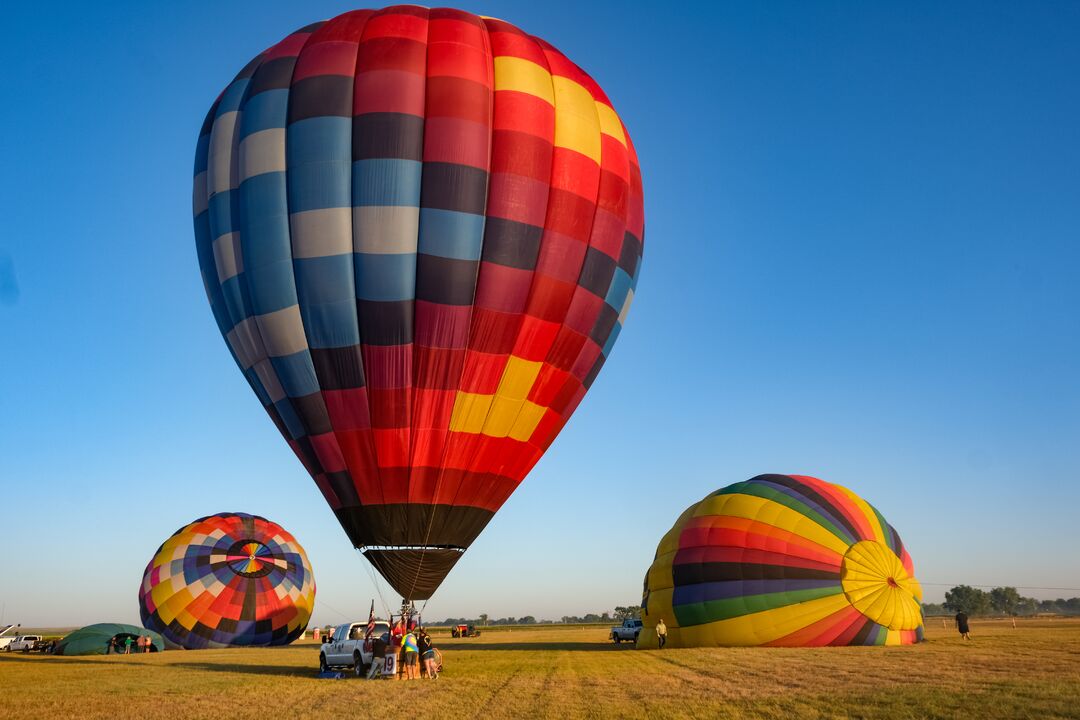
[139,513,315,648]
[192,7,643,600]
[639,475,923,647]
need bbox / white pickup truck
[7,635,43,652]
[318,621,392,677]
[609,619,643,644]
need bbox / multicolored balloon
[192,7,643,600]
[640,475,924,647]
[139,513,315,648]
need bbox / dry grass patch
[1,619,1078,719]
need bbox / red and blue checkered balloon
[193,7,644,600]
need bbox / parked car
[319,621,392,677]
[609,619,642,644]
[8,635,43,652]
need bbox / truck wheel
[353,653,366,678]
[613,635,620,644]
[319,654,329,673]
[634,632,640,642]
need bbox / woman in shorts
[418,628,438,679]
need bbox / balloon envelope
[192,7,644,599]
[54,624,165,656]
[139,513,315,648]
[639,475,923,647]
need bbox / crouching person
[366,633,388,679]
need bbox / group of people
[106,634,153,654]
[366,619,439,680]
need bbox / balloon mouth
[887,577,898,588]
[361,545,466,601]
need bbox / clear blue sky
[2,1,1078,628]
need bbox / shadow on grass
[437,642,620,652]
[0,654,180,664]
[0,656,114,666]
[171,662,318,677]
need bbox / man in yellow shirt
[656,618,668,649]
[401,630,420,680]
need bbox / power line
[921,582,1080,592]
[314,598,354,622]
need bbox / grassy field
[2,618,1078,719]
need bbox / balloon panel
[139,513,315,648]
[193,7,644,599]
[639,475,923,648]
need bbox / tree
[614,606,642,621]
[989,587,1022,616]
[920,602,946,616]
[478,613,488,626]
[944,585,991,615]
[1016,597,1038,616]
[518,616,536,625]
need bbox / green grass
[2,618,1078,719]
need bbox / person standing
[143,635,152,653]
[124,635,133,654]
[955,611,971,640]
[366,633,388,680]
[401,629,419,680]
[418,628,438,679]
[656,618,668,649]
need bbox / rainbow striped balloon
[139,513,315,648]
[639,475,923,647]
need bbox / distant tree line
[429,605,642,626]
[920,586,1080,617]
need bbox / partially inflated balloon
[639,475,923,647]
[139,513,315,648]
[193,7,643,599]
